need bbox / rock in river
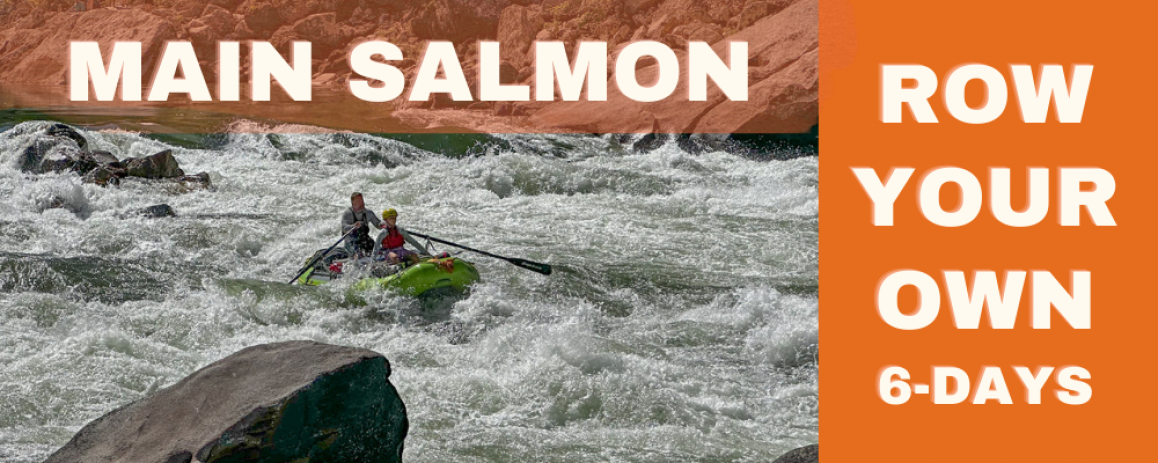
[43,341,409,463]
[772,444,819,463]
[123,149,185,179]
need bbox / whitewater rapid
[0,121,817,463]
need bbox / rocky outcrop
[772,444,818,463]
[16,124,212,189]
[527,0,817,133]
[0,0,817,134]
[44,341,409,463]
[0,8,176,85]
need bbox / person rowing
[341,192,387,257]
[373,208,426,265]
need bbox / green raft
[352,258,480,296]
[298,253,480,296]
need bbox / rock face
[1,0,817,134]
[772,444,819,463]
[44,341,409,463]
[0,8,176,85]
[528,0,818,133]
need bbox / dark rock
[89,150,121,167]
[631,119,668,153]
[45,123,88,150]
[138,204,177,218]
[44,341,409,463]
[244,1,282,35]
[772,444,818,463]
[19,141,89,174]
[632,132,668,153]
[123,149,184,179]
[163,451,194,463]
[83,166,123,186]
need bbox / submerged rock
[138,204,177,218]
[773,444,818,463]
[44,341,409,463]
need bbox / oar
[407,230,552,276]
[289,228,356,284]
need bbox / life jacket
[349,208,371,238]
[381,226,405,249]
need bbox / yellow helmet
[382,208,398,219]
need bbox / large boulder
[123,149,185,179]
[772,444,818,463]
[44,341,409,463]
[16,124,98,174]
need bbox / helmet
[382,208,398,219]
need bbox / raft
[297,248,480,296]
[352,257,480,296]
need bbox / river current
[0,121,818,463]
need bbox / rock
[19,140,86,174]
[292,13,348,56]
[243,1,282,35]
[0,9,177,85]
[89,150,120,166]
[209,0,246,12]
[83,166,123,186]
[408,0,496,42]
[199,4,239,36]
[123,149,185,179]
[43,341,409,463]
[137,204,177,218]
[527,0,817,134]
[45,123,88,150]
[734,0,793,29]
[772,444,818,463]
[172,0,209,19]
[187,23,219,57]
[632,121,667,152]
[496,4,542,68]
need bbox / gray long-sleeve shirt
[341,207,381,237]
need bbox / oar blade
[508,258,552,275]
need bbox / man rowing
[341,192,387,256]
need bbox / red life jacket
[382,227,405,249]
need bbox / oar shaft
[407,230,552,275]
[408,231,501,259]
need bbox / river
[0,120,818,463]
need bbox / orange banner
[822,0,1153,460]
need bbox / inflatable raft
[297,248,480,296]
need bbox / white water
[0,121,818,463]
